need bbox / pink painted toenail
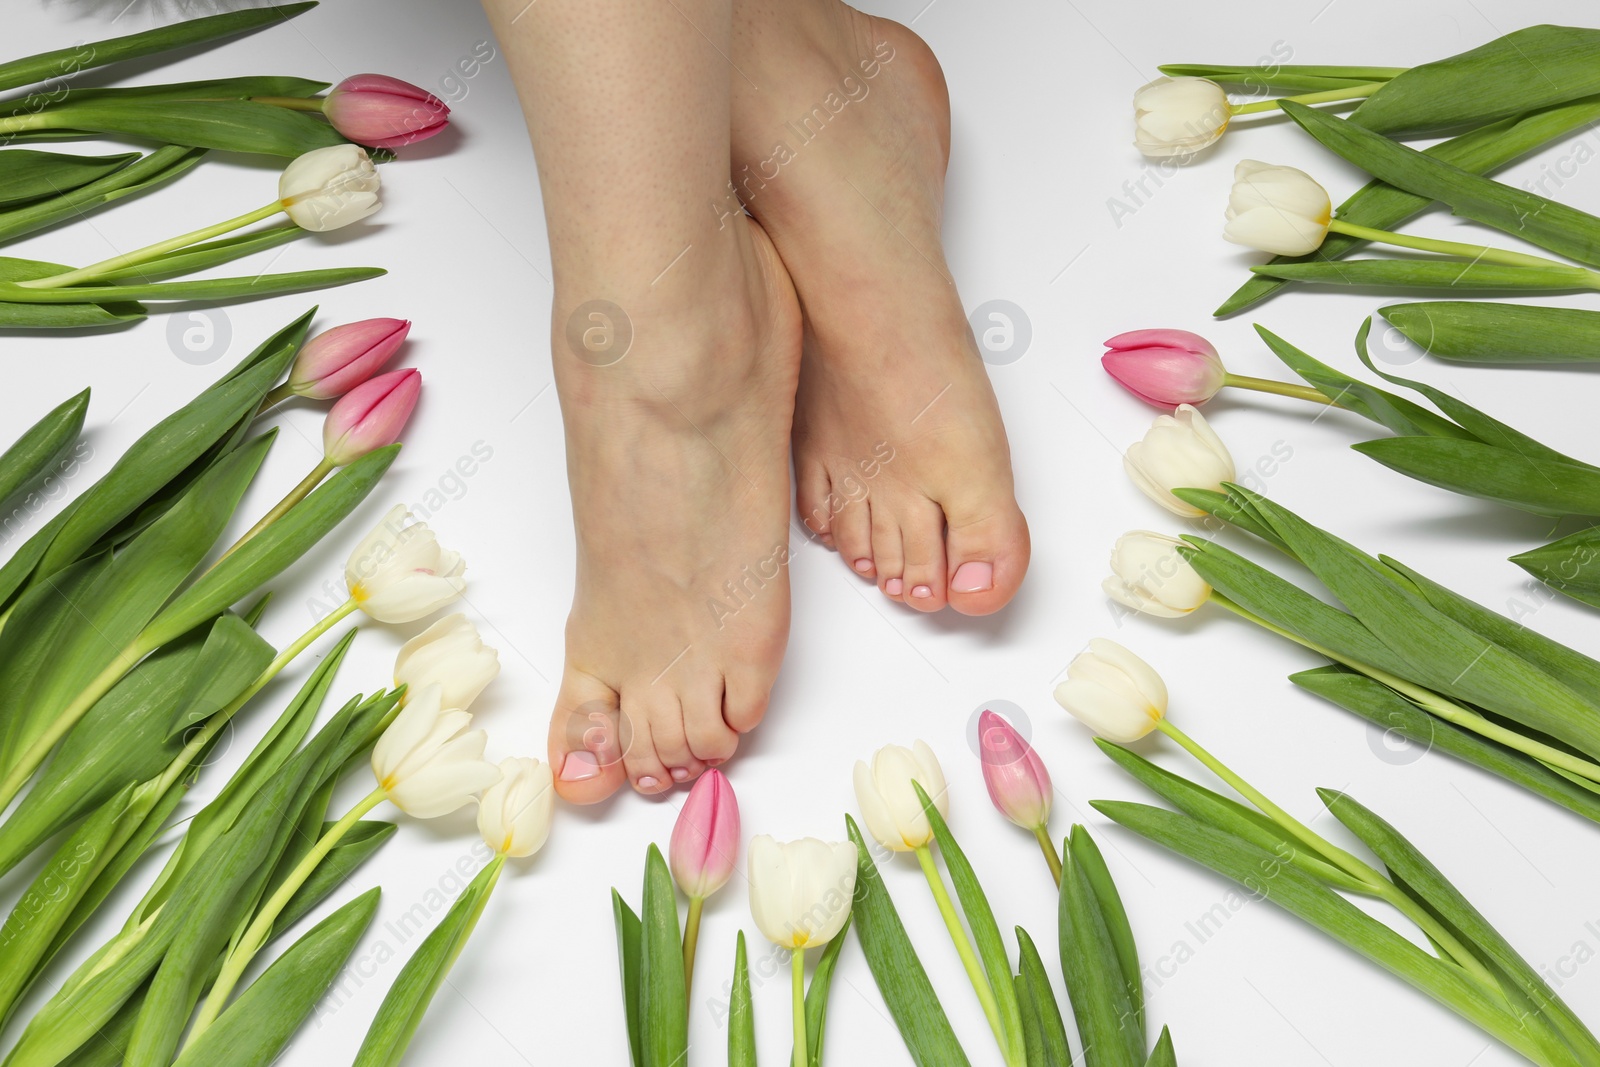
[560,751,600,782]
[670,768,690,782]
[952,561,994,593]
[638,775,660,790]
[885,578,904,596]
[707,758,725,767]
[854,557,873,574]
[912,584,933,599]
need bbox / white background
[4,0,1600,1064]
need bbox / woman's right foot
[547,217,801,803]
[730,0,1029,615]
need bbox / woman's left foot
[730,0,1029,615]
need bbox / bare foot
[730,0,1029,615]
[547,219,800,802]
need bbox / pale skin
[482,0,1030,803]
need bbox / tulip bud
[853,741,948,853]
[1053,638,1169,743]
[477,757,555,857]
[1103,329,1227,408]
[346,504,467,623]
[1124,404,1235,517]
[325,74,451,150]
[670,769,740,899]
[288,318,410,400]
[323,368,420,466]
[1133,76,1230,159]
[977,710,1051,831]
[371,684,501,818]
[1104,530,1211,618]
[747,835,858,949]
[1223,160,1331,256]
[394,613,500,712]
[279,143,381,232]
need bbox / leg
[484,0,800,802]
[728,0,1030,615]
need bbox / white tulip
[852,741,948,852]
[1053,638,1169,743]
[371,684,501,818]
[394,613,500,711]
[1133,76,1230,159]
[279,144,382,232]
[1223,159,1331,256]
[477,757,554,858]
[1104,530,1212,619]
[747,835,858,949]
[1125,404,1235,517]
[346,504,466,623]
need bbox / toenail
[912,584,933,599]
[560,751,600,782]
[670,768,690,782]
[638,775,660,790]
[952,561,994,593]
[853,557,873,574]
[885,578,904,596]
[707,758,725,767]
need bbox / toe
[620,691,675,795]
[645,690,705,785]
[871,504,904,597]
[945,502,1030,616]
[830,480,875,578]
[797,461,836,547]
[898,498,948,612]
[723,668,771,734]
[547,668,629,805]
[685,676,740,766]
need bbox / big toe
[547,668,630,804]
[944,503,1029,616]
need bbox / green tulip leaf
[22,98,346,157]
[0,297,146,327]
[1059,833,1139,1067]
[273,821,395,939]
[1512,528,1600,610]
[96,225,306,286]
[1352,438,1600,516]
[351,860,502,1067]
[22,76,328,108]
[0,387,88,516]
[1145,1027,1178,1067]
[0,4,316,92]
[729,931,757,1067]
[0,149,139,207]
[1217,98,1600,316]
[1380,301,1600,363]
[1157,63,1402,92]
[914,780,1026,1065]
[1014,927,1072,1067]
[802,913,851,1067]
[0,266,386,308]
[0,145,205,246]
[1067,826,1143,1038]
[614,890,646,1067]
[845,814,971,1067]
[1250,258,1596,292]
[172,889,379,1067]
[1350,25,1600,135]
[166,612,276,737]
[639,844,689,1067]
[1283,100,1600,267]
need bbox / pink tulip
[1102,328,1227,408]
[670,769,739,899]
[978,710,1052,831]
[323,368,420,465]
[289,318,411,400]
[324,74,450,150]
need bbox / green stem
[1222,373,1336,405]
[1230,80,1386,116]
[914,844,1006,1054]
[250,95,328,112]
[255,382,297,416]
[1325,218,1596,278]
[15,201,284,289]
[682,895,704,1003]
[186,784,388,1042]
[215,456,335,564]
[791,945,807,1067]
[1032,824,1062,888]
[1210,591,1600,784]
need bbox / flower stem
[682,895,704,1002]
[256,382,298,416]
[1032,825,1062,888]
[1222,373,1336,405]
[914,843,1006,1055]
[250,95,328,112]
[187,784,388,1042]
[1230,80,1386,116]
[15,201,284,289]
[215,456,336,564]
[791,946,807,1067]
[1209,591,1600,784]
[1325,218,1597,278]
